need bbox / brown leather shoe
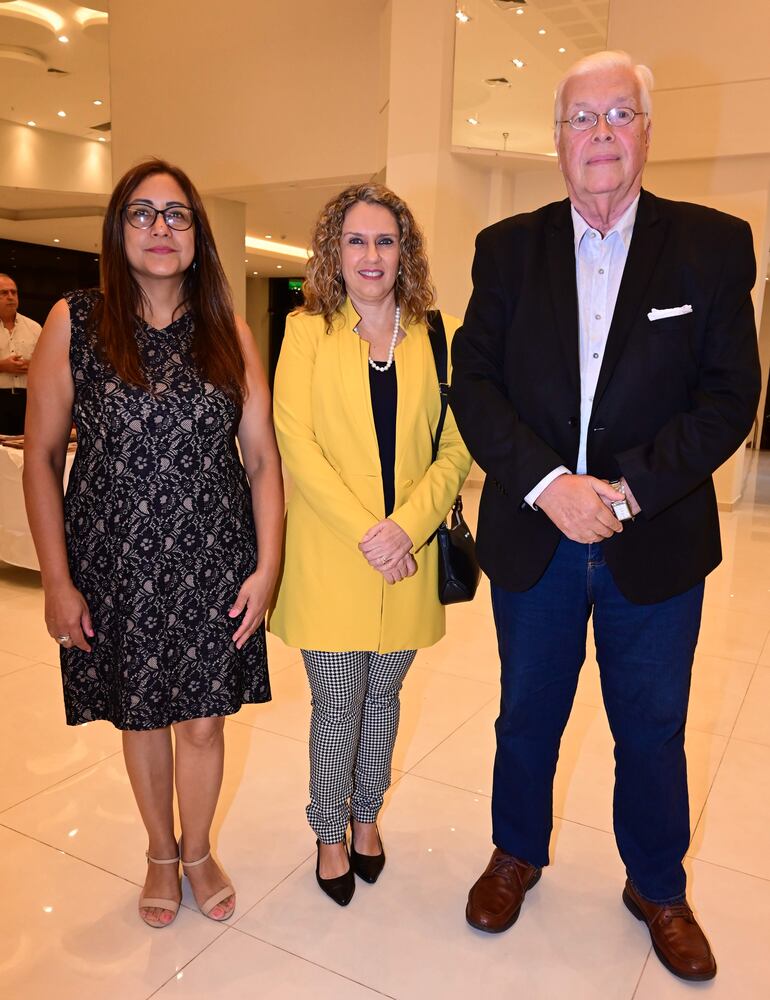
[623,880,717,981]
[466,848,541,933]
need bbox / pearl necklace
[355,306,401,373]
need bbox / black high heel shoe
[350,821,386,884]
[315,840,355,906]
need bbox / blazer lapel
[591,189,669,409]
[546,198,581,399]
[393,316,427,478]
[339,297,379,465]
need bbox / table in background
[0,444,74,571]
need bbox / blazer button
[403,479,413,487]
[568,416,578,428]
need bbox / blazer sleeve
[617,217,762,518]
[273,312,378,546]
[389,315,473,552]
[450,226,566,502]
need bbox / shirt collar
[571,193,640,255]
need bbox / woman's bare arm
[23,298,93,651]
[227,317,284,649]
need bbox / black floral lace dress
[60,289,270,729]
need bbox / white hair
[554,50,654,136]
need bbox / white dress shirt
[525,195,639,507]
[0,313,42,390]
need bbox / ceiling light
[244,236,310,259]
[2,2,64,33]
[455,9,471,22]
[538,28,546,35]
[558,47,566,53]
[265,234,272,239]
[244,259,248,263]
[53,238,60,243]
[97,136,106,142]
[57,34,69,43]
[515,6,524,13]
[26,120,36,127]
[252,271,258,275]
[93,99,103,106]
[511,58,526,69]
[57,110,66,117]
[75,7,109,28]
[276,265,283,270]
[466,116,480,125]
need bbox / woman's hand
[381,552,417,585]
[359,519,413,574]
[228,569,275,650]
[45,582,94,652]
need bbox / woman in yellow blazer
[270,183,471,906]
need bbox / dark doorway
[0,239,101,326]
[268,277,304,387]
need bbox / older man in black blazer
[451,50,761,982]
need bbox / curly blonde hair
[301,183,435,328]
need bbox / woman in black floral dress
[23,159,283,928]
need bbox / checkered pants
[301,648,417,843]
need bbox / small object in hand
[55,634,71,644]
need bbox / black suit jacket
[450,189,762,604]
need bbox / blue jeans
[490,537,704,903]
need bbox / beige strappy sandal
[181,845,236,921]
[139,851,181,929]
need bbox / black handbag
[427,311,481,605]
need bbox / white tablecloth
[0,445,74,571]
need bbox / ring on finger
[55,633,71,644]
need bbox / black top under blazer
[450,189,762,604]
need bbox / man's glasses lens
[567,107,641,130]
[124,204,194,230]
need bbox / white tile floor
[2,452,769,1000]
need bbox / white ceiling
[452,0,609,155]
[0,0,111,141]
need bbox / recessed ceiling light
[455,9,471,23]
[265,234,272,239]
[26,120,36,127]
[57,110,66,118]
[97,137,106,142]
[511,58,526,69]
[466,116,480,125]
[93,99,103,106]
[53,238,60,243]
[58,35,69,43]
[244,259,249,263]
[276,264,283,269]
[515,6,524,13]
[252,271,258,275]
[558,47,566,54]
[538,28,546,35]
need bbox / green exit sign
[288,279,303,290]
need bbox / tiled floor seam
[0,747,123,814]
[225,924,398,999]
[143,924,229,1000]
[401,692,499,775]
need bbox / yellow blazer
[269,298,472,653]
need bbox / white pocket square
[647,305,693,321]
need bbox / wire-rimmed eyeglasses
[557,107,647,131]
[123,202,195,231]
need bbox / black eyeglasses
[557,107,647,131]
[123,202,195,231]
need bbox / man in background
[0,273,42,434]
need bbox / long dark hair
[92,158,245,402]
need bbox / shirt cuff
[524,467,571,510]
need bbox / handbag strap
[427,309,449,464]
